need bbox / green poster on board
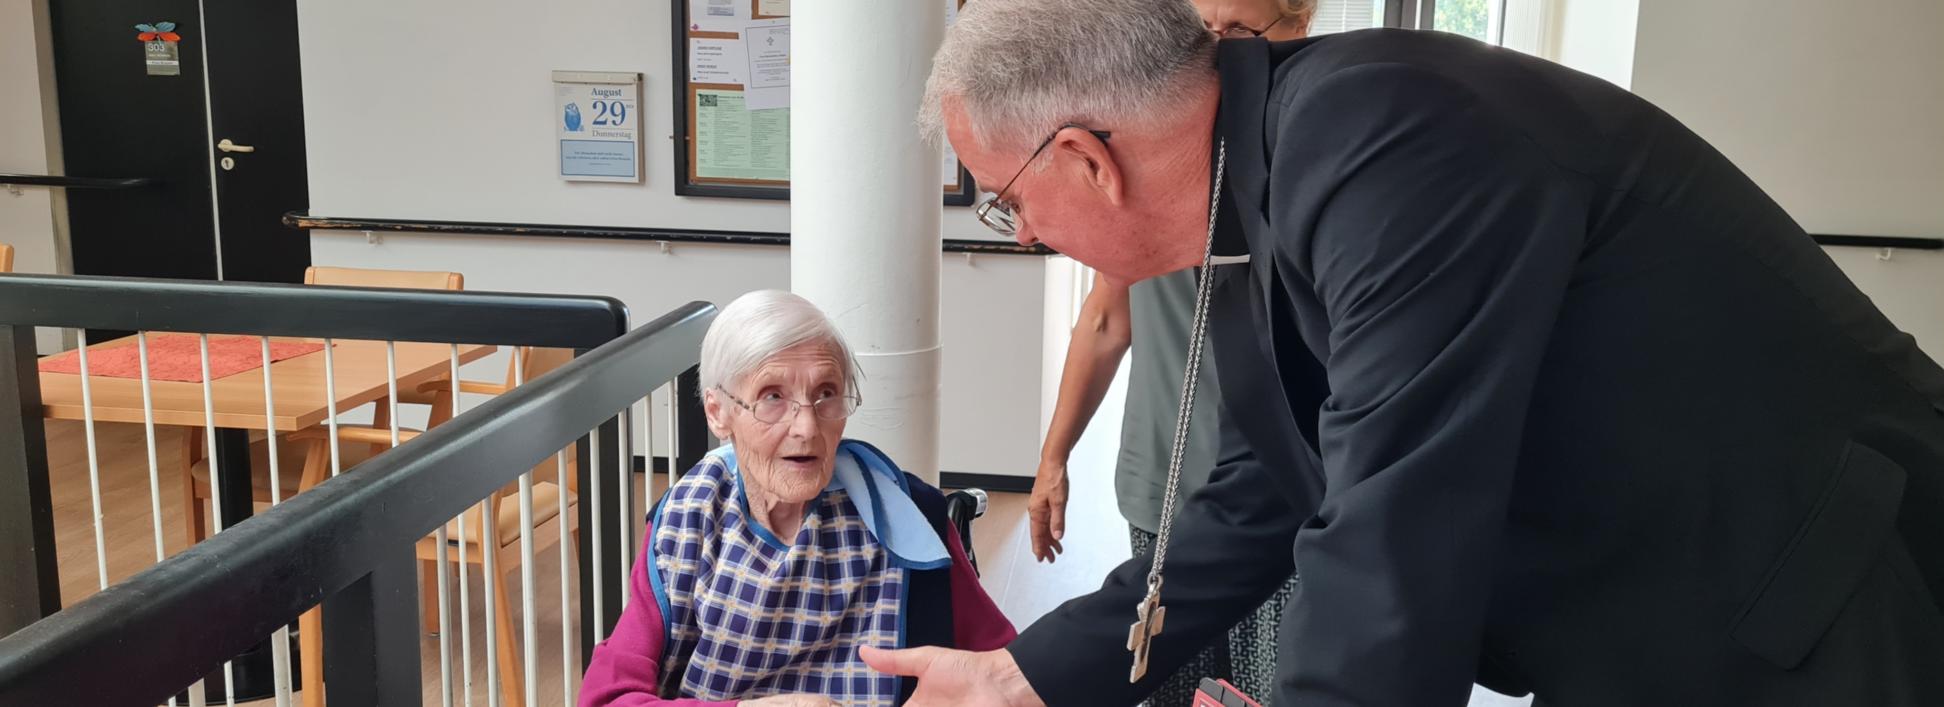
[694,89,789,183]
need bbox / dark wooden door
[51,0,219,282]
[50,0,309,285]
[204,0,310,284]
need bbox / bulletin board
[671,0,978,205]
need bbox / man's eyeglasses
[975,124,1111,238]
[716,385,860,424]
[1212,15,1285,38]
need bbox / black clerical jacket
[1006,30,1944,707]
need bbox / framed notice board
[672,0,978,205]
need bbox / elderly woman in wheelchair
[581,291,1013,707]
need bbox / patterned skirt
[1127,526,1299,706]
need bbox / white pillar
[792,0,946,484]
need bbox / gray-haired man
[862,0,1944,705]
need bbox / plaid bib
[649,448,907,706]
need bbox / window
[1381,0,1549,56]
[1432,0,1496,43]
[1311,0,1384,36]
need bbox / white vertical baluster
[638,394,654,567]
[590,424,604,644]
[513,350,538,706]
[385,342,400,449]
[617,406,632,610]
[436,521,454,707]
[666,381,679,493]
[260,338,294,707]
[434,347,454,707]
[451,346,475,707]
[75,332,109,590]
[485,350,507,707]
[134,333,179,707]
[556,447,573,707]
[196,335,238,706]
[482,498,501,707]
[636,395,652,556]
[323,339,341,477]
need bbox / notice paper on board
[688,0,749,32]
[742,19,790,111]
[689,37,748,85]
[554,71,643,183]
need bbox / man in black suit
[862,0,1944,704]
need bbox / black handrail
[0,174,156,190]
[0,277,713,706]
[0,272,628,346]
[1809,234,1944,250]
[286,211,1057,257]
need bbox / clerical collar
[1209,171,1251,263]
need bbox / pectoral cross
[1127,583,1166,683]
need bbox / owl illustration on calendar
[564,102,584,132]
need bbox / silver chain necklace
[1127,137,1227,682]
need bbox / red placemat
[38,334,327,383]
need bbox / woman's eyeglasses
[1212,15,1285,39]
[717,386,860,424]
[975,124,1112,237]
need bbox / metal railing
[0,273,714,707]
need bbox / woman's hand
[740,695,839,707]
[1028,459,1069,562]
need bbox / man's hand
[740,696,838,707]
[860,646,1045,707]
[1028,459,1070,562]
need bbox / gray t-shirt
[1116,268,1223,533]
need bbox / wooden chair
[305,266,465,435]
[0,243,13,272]
[303,265,463,291]
[174,266,463,705]
[181,266,465,541]
[282,347,575,707]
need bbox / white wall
[310,232,1047,475]
[296,0,1050,476]
[1545,0,1638,88]
[1631,0,1944,354]
[0,0,68,353]
[294,0,993,240]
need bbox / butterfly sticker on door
[135,22,182,76]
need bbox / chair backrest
[304,265,463,291]
[0,243,13,273]
[513,347,575,386]
[498,347,580,496]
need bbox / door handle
[216,139,255,153]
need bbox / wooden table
[35,336,493,702]
[39,337,496,432]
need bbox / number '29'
[591,100,628,126]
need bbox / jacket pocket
[1729,441,1907,670]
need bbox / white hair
[919,0,1217,152]
[699,290,862,398]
